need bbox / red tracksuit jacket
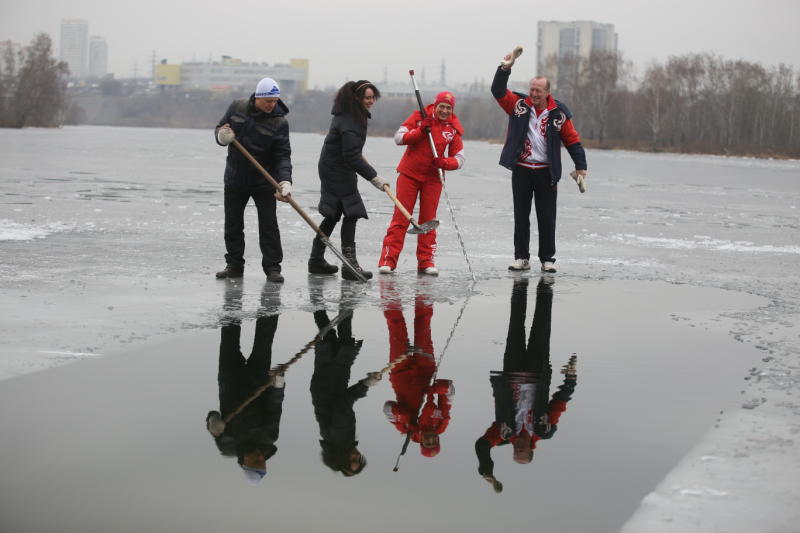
[394,105,465,181]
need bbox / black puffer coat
[317,112,378,220]
[215,95,292,188]
[212,318,284,462]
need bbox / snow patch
[595,232,800,255]
[678,487,730,498]
[0,219,70,241]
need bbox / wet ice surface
[1,126,799,531]
[0,277,763,533]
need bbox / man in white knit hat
[214,77,293,283]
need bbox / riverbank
[61,93,800,160]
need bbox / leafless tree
[0,40,17,126]
[7,33,69,128]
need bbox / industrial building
[154,56,309,96]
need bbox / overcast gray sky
[2,0,799,88]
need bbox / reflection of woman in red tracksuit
[381,283,454,457]
[378,92,465,276]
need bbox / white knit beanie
[255,77,280,98]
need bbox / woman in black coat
[308,80,389,281]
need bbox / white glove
[217,126,235,145]
[562,354,578,377]
[570,170,587,193]
[383,400,397,420]
[500,46,524,69]
[206,411,226,436]
[363,372,382,387]
[370,176,389,190]
[270,373,286,388]
[279,181,292,198]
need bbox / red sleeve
[548,400,568,424]
[402,111,421,130]
[495,90,520,115]
[436,394,452,418]
[391,403,413,425]
[402,111,424,143]
[391,420,407,434]
[482,423,504,446]
[447,134,463,158]
[402,128,426,145]
[560,118,581,147]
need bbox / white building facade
[88,36,108,79]
[60,19,89,80]
[537,20,617,90]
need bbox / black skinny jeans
[223,185,282,273]
[319,215,357,245]
[511,166,557,263]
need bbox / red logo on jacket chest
[539,116,549,136]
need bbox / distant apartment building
[154,56,309,97]
[89,36,108,79]
[60,19,89,79]
[537,20,617,90]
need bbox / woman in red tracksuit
[378,92,465,276]
[381,282,454,457]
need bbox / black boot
[215,265,243,279]
[308,237,338,275]
[341,242,372,281]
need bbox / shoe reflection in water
[310,304,378,476]
[206,281,285,484]
[475,275,577,492]
[381,279,454,460]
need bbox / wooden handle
[232,139,327,239]
[384,185,415,221]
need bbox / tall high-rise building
[89,36,107,78]
[537,20,618,90]
[60,19,89,79]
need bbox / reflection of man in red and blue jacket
[381,281,454,457]
[475,277,577,490]
[492,52,587,272]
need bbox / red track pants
[379,173,442,270]
[384,294,435,417]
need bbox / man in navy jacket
[492,51,587,273]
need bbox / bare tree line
[534,50,800,157]
[1,33,798,158]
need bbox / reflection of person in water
[381,280,454,458]
[310,308,381,476]
[206,281,285,484]
[475,276,577,492]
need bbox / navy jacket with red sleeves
[491,66,587,184]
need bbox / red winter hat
[433,91,456,108]
[420,443,440,457]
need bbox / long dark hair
[331,80,380,127]
[320,441,367,477]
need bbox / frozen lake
[1,126,799,532]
